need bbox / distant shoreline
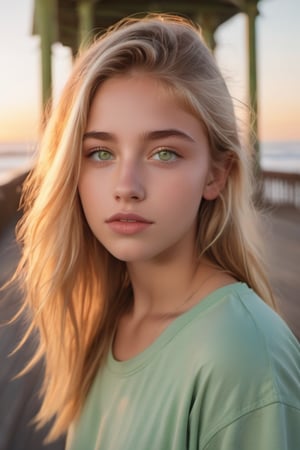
[0,150,35,156]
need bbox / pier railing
[0,171,28,236]
[261,170,300,209]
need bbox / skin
[79,73,233,360]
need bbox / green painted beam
[78,0,94,49]
[246,1,260,170]
[35,0,57,117]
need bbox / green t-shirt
[67,283,300,450]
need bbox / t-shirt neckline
[107,282,246,375]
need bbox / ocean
[260,141,300,174]
[0,142,36,181]
[0,140,300,179]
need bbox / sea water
[0,142,36,181]
[260,141,300,174]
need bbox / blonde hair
[14,14,274,440]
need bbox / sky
[0,0,299,143]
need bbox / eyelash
[85,147,181,162]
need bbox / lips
[106,213,153,224]
[105,213,153,235]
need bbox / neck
[126,248,217,319]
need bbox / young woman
[15,14,299,449]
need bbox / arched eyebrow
[82,129,196,143]
[143,129,196,143]
[83,131,115,141]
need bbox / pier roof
[32,0,260,55]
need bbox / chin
[105,246,156,263]
[109,253,149,263]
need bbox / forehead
[87,73,203,131]
[90,73,178,107]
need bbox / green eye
[154,149,178,162]
[90,149,113,161]
[98,150,112,160]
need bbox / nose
[114,160,146,202]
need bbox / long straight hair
[14,14,274,440]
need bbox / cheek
[78,176,92,211]
[78,174,103,220]
[154,173,205,216]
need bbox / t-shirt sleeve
[202,402,300,450]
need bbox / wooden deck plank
[262,205,300,339]
[0,214,65,450]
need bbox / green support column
[202,26,216,52]
[197,13,217,51]
[36,0,56,115]
[247,1,260,172]
[78,0,94,49]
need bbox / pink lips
[105,213,153,235]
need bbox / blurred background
[0,1,299,449]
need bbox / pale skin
[79,73,235,360]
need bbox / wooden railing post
[262,171,300,209]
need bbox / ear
[203,157,232,201]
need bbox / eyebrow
[82,129,196,143]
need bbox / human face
[79,74,216,263]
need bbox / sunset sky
[0,0,299,143]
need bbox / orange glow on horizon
[0,100,299,144]
[260,100,300,142]
[0,107,40,142]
